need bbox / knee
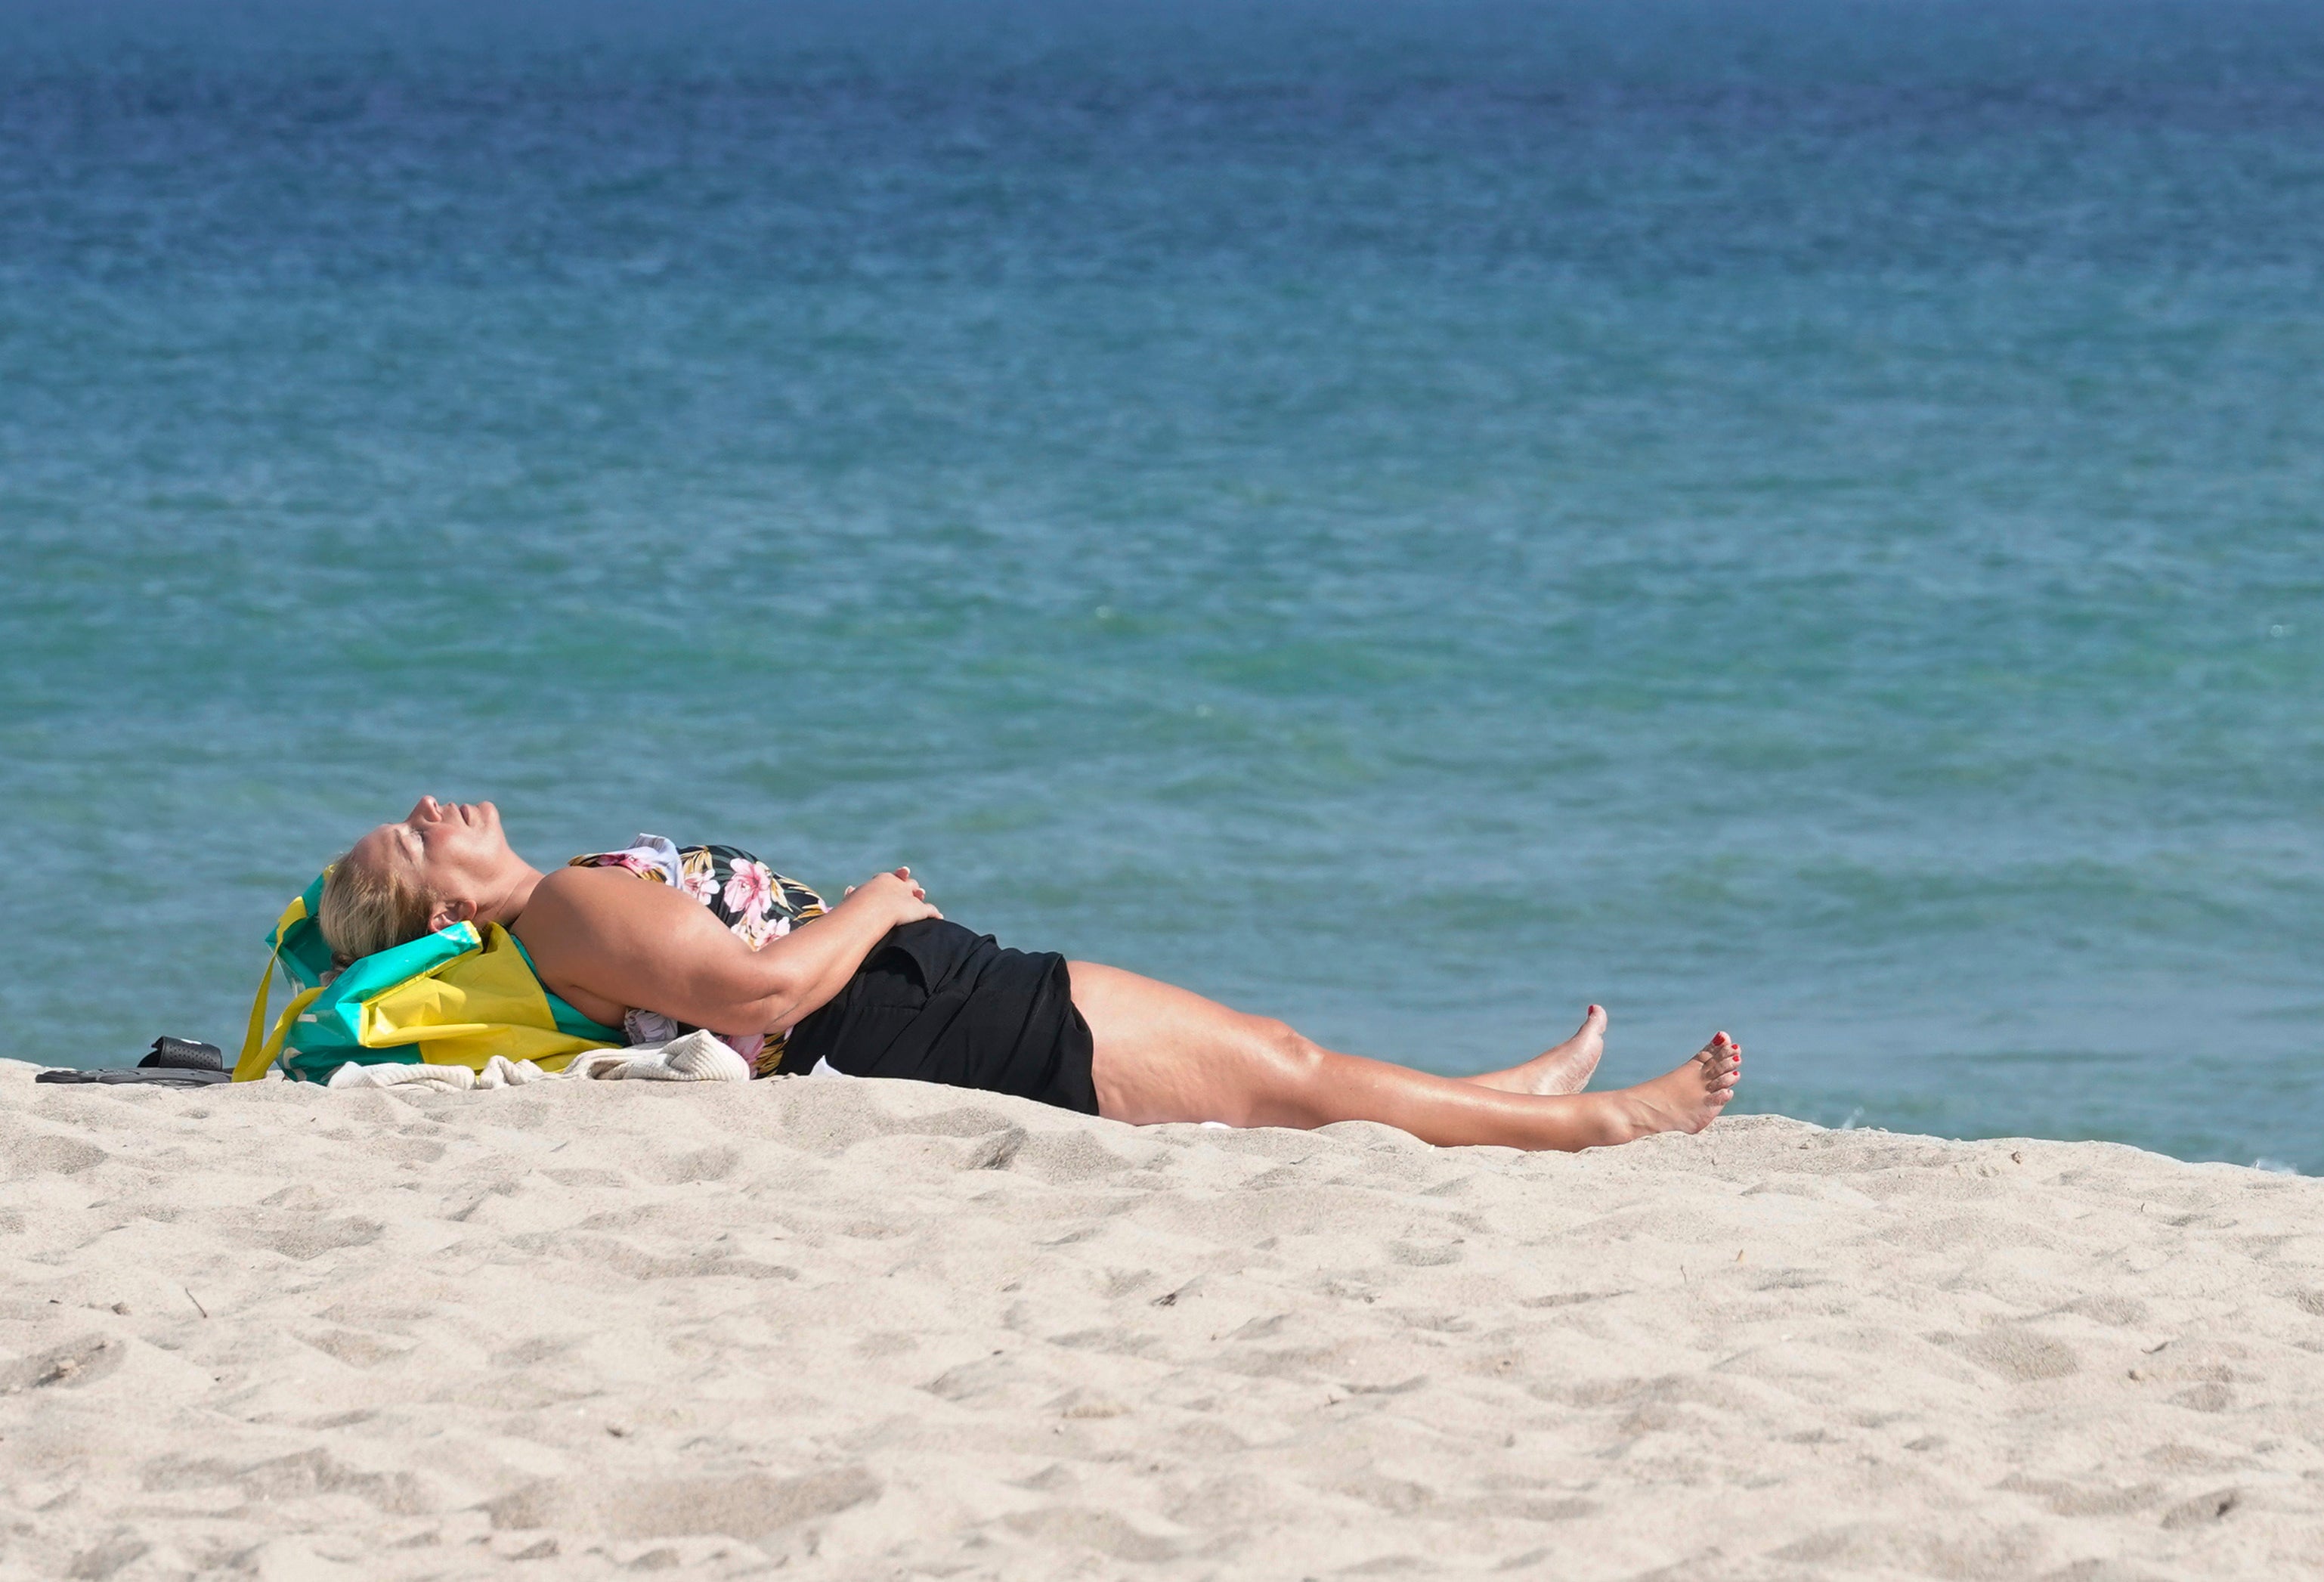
[1252,1016,1320,1070]
[1241,1017,1328,1124]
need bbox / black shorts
[778,920,1099,1115]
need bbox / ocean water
[5,0,2320,1169]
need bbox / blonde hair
[317,847,437,967]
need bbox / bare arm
[512,865,939,1037]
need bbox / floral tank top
[567,834,830,1078]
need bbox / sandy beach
[3,1057,2319,1580]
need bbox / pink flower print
[741,909,795,949]
[735,908,794,952]
[723,858,774,919]
[679,866,719,906]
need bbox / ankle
[1579,1091,1645,1148]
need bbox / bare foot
[1612,1032,1741,1141]
[1467,1005,1608,1096]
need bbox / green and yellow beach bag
[235,870,624,1082]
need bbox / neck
[478,858,547,929]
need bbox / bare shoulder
[521,864,719,940]
[526,863,645,919]
[513,865,736,1017]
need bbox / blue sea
[4,0,2319,1170]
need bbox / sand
[2,1057,2320,1580]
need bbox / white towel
[562,1029,754,1084]
[323,1030,751,1091]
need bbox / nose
[410,795,442,821]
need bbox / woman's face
[348,796,512,907]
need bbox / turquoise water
[5,2,2320,1169]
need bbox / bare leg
[1465,1004,1606,1095]
[1069,964,1738,1152]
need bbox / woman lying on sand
[322,797,1741,1151]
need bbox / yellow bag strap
[242,984,324,1081]
[235,893,314,1082]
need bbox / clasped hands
[840,866,942,926]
